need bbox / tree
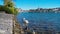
[0,5,13,14]
[14,8,18,15]
[4,0,12,6]
[0,0,18,15]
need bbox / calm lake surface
[17,12,60,32]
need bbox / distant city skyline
[0,0,60,10]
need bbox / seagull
[23,18,29,24]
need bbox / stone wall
[13,16,24,34]
[0,13,14,34]
[0,13,24,34]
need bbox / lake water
[17,12,60,32]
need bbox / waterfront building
[53,8,59,11]
[18,8,23,12]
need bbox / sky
[0,0,60,10]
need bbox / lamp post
[23,18,29,34]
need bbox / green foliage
[14,8,18,15]
[4,0,15,14]
[0,0,18,15]
[0,5,13,14]
[4,1,14,8]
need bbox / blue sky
[0,0,60,10]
